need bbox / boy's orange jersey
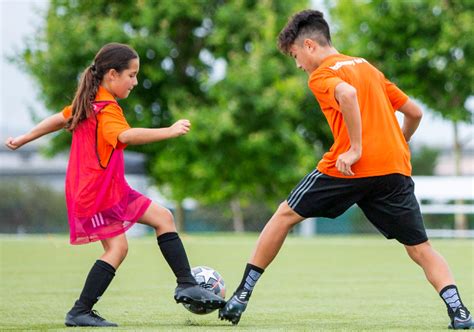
[62,86,130,166]
[309,54,411,178]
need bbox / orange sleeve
[98,104,131,149]
[309,69,345,111]
[385,79,409,110]
[62,105,72,119]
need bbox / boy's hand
[336,148,361,176]
[169,119,191,138]
[5,135,27,150]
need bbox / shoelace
[89,310,106,321]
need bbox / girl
[5,43,225,327]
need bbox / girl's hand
[169,119,191,138]
[5,135,28,150]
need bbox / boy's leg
[65,234,127,327]
[249,201,305,267]
[359,174,473,329]
[404,241,454,292]
[405,241,473,329]
[220,171,363,325]
[219,201,304,324]
[139,202,225,309]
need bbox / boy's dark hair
[66,43,138,131]
[278,10,331,55]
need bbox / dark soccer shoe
[218,289,250,325]
[65,310,118,327]
[174,285,226,310]
[449,307,474,330]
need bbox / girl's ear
[105,68,119,81]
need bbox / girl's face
[109,58,140,99]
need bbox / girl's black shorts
[287,170,428,246]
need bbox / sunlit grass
[1,233,472,331]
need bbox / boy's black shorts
[287,170,428,246]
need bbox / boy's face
[109,58,140,99]
[289,39,318,74]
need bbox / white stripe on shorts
[287,170,323,208]
[287,170,319,206]
[98,213,105,225]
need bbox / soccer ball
[183,266,226,315]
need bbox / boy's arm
[397,99,423,142]
[334,82,362,176]
[5,112,67,150]
[118,119,191,145]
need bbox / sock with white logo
[235,263,264,301]
[69,260,116,315]
[440,285,466,319]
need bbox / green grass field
[1,233,472,331]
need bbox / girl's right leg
[65,234,128,327]
[100,232,129,269]
[138,202,226,309]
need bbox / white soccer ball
[183,266,226,315]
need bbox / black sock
[157,232,197,287]
[70,260,116,314]
[440,285,465,318]
[236,263,264,297]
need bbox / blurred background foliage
[329,0,473,123]
[15,0,332,231]
[0,180,68,233]
[4,0,472,233]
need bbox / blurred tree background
[13,0,331,232]
[4,0,471,233]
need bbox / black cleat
[449,307,474,330]
[174,285,226,310]
[65,309,118,327]
[218,289,250,325]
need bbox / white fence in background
[414,176,474,214]
[413,176,474,238]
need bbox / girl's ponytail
[65,43,138,131]
[66,65,100,130]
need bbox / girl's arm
[4,112,67,150]
[118,119,191,145]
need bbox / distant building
[0,142,149,190]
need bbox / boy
[218,9,473,330]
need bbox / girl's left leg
[138,202,226,309]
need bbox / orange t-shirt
[62,86,130,167]
[309,54,411,178]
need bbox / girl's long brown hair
[66,43,138,130]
